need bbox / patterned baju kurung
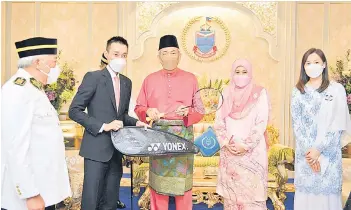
[291,85,343,210]
[214,89,269,210]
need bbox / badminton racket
[146,87,223,122]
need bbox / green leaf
[218,80,223,90]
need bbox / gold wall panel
[40,3,89,85]
[2,2,7,85]
[10,3,36,77]
[295,3,325,79]
[91,3,118,70]
[329,3,351,66]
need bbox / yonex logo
[147,142,188,152]
[148,143,161,151]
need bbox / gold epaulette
[13,77,26,86]
[30,78,43,90]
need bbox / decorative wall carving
[237,2,277,37]
[136,2,277,38]
[136,2,178,37]
[132,2,279,61]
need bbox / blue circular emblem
[201,136,216,149]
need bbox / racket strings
[145,88,223,122]
[193,88,223,114]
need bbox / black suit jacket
[69,68,138,162]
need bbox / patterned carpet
[119,174,295,210]
[118,187,294,210]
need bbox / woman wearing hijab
[214,59,270,210]
[291,48,351,210]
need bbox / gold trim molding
[131,2,279,61]
[136,2,277,38]
[136,2,178,37]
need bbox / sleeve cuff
[314,145,324,153]
[319,154,330,176]
[99,123,105,133]
[19,190,40,200]
[135,106,148,123]
[14,175,40,199]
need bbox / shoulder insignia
[13,77,26,86]
[30,78,43,90]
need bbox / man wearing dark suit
[69,36,147,210]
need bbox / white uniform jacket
[1,68,71,209]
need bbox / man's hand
[146,108,161,121]
[136,121,151,130]
[26,195,45,210]
[175,105,189,117]
[103,120,123,132]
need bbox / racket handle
[179,106,191,110]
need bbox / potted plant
[331,49,351,154]
[44,51,78,120]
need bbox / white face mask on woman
[305,63,324,78]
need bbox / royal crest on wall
[194,17,217,58]
[181,16,230,62]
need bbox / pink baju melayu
[135,68,203,210]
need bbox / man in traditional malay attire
[134,35,203,210]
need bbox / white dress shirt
[98,66,139,132]
[99,66,120,132]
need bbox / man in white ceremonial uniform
[1,37,71,210]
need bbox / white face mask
[40,65,61,84]
[109,58,126,73]
[305,63,324,78]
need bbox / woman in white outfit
[291,48,351,210]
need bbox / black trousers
[344,191,351,210]
[81,151,123,210]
